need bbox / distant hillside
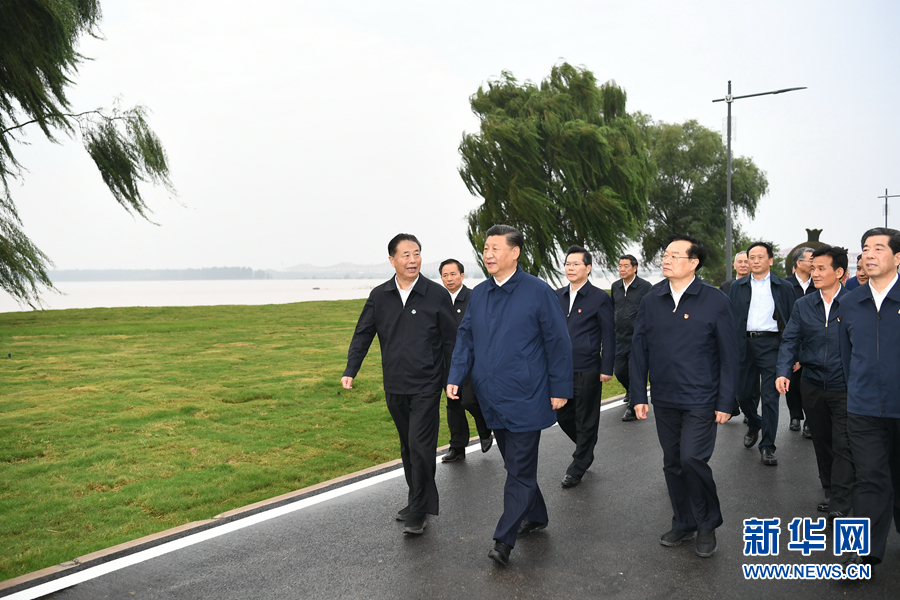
[50,268,272,282]
[273,261,446,279]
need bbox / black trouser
[785,367,805,421]
[801,380,854,513]
[386,391,441,516]
[446,377,491,450]
[847,413,900,563]
[493,429,547,547]
[654,405,723,531]
[614,354,630,396]
[557,369,602,479]
[738,335,781,452]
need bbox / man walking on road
[342,234,457,536]
[439,259,492,462]
[610,254,651,422]
[555,245,615,488]
[447,225,572,566]
[630,234,738,558]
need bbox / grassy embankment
[0,300,624,580]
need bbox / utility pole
[712,82,806,282]
[877,189,899,227]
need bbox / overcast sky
[10,0,899,273]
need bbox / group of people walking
[341,224,900,571]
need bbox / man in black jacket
[439,259,492,463]
[729,241,796,466]
[783,246,816,435]
[610,254,652,422]
[776,245,854,518]
[555,246,615,487]
[342,234,458,535]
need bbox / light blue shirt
[747,272,778,332]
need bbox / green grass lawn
[0,300,624,580]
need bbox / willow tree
[1,0,174,307]
[458,63,653,282]
[634,116,768,284]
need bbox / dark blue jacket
[777,287,846,391]
[629,277,739,413]
[785,273,817,300]
[448,267,574,432]
[344,275,457,395]
[839,280,900,418]
[556,280,615,374]
[728,273,796,362]
[610,275,652,357]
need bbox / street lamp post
[877,189,899,227]
[712,82,806,282]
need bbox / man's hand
[599,373,613,383]
[551,397,567,410]
[341,376,354,390]
[446,384,459,400]
[714,410,731,424]
[792,361,801,373]
[634,404,649,419]
[775,376,790,395]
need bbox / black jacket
[728,273,796,363]
[610,275,652,357]
[556,280,615,374]
[344,276,457,395]
[777,287,845,391]
[784,273,817,300]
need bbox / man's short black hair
[811,245,848,276]
[485,224,524,253]
[861,227,900,254]
[388,233,421,257]
[792,246,814,268]
[566,245,592,267]
[666,233,708,270]
[619,254,638,270]
[439,259,464,275]
[747,241,774,258]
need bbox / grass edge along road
[0,300,624,581]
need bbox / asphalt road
[7,398,899,599]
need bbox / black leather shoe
[743,428,759,448]
[480,434,493,453]
[442,447,465,462]
[743,416,748,424]
[695,528,717,557]
[802,423,812,439]
[840,552,878,567]
[789,418,801,431]
[561,474,581,488]
[622,406,637,422]
[762,448,778,466]
[396,505,410,521]
[659,528,695,547]
[828,510,847,520]
[817,498,830,512]
[517,520,548,535]
[402,513,427,535]
[488,541,512,566]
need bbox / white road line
[10,396,631,599]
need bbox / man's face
[734,253,750,277]
[795,251,813,278]
[747,246,773,276]
[856,258,869,283]
[811,255,842,290]
[661,240,697,281]
[388,240,421,280]
[483,235,519,278]
[440,263,465,293]
[862,235,900,280]
[565,253,592,286]
[618,259,636,281]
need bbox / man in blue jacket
[839,227,900,568]
[776,246,854,518]
[555,245,615,488]
[447,225,573,566]
[729,241,796,466]
[630,234,738,558]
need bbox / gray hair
[791,246,814,268]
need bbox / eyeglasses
[564,262,584,268]
[659,253,691,262]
